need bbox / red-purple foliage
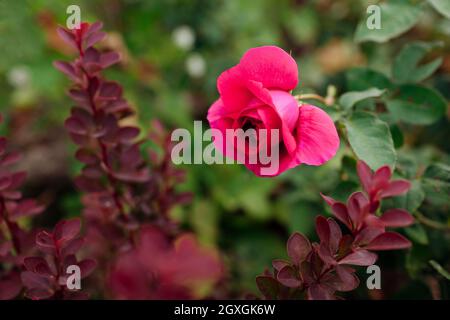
[108,225,223,299]
[21,218,96,300]
[54,22,191,240]
[0,115,45,299]
[256,160,414,300]
[53,21,217,299]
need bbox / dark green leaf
[386,85,447,125]
[355,1,421,43]
[393,42,443,84]
[428,0,450,19]
[346,68,392,91]
[344,111,396,170]
[339,88,385,110]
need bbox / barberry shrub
[53,21,221,299]
[256,160,414,300]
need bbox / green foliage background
[0,0,449,299]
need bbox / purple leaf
[272,259,290,272]
[53,61,77,80]
[365,232,412,250]
[380,180,411,198]
[54,218,81,243]
[315,216,330,244]
[61,237,84,257]
[85,31,106,49]
[65,117,88,135]
[75,149,98,165]
[287,232,311,265]
[277,266,302,288]
[380,208,414,227]
[118,127,140,142]
[78,259,97,278]
[256,276,279,299]
[331,202,351,229]
[0,271,22,300]
[36,231,55,254]
[1,152,22,166]
[0,176,12,191]
[307,284,334,300]
[357,160,372,193]
[338,249,378,266]
[100,51,121,68]
[56,27,78,49]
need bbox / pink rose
[207,46,339,176]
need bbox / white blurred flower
[185,53,206,78]
[7,66,31,88]
[172,25,195,51]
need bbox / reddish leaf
[54,219,81,242]
[287,232,311,265]
[118,127,140,142]
[0,271,22,300]
[315,216,330,244]
[307,284,334,300]
[365,232,412,250]
[357,160,372,193]
[53,61,77,80]
[0,175,12,190]
[380,180,411,198]
[338,249,378,266]
[65,117,88,135]
[381,209,414,227]
[331,202,351,229]
[256,276,279,299]
[36,231,55,254]
[1,152,22,166]
[56,27,78,49]
[277,266,302,288]
[85,31,106,49]
[78,259,97,278]
[272,259,290,272]
[100,51,121,68]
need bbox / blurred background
[0,0,449,299]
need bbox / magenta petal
[239,46,298,91]
[295,105,339,166]
[217,66,253,113]
[269,90,299,131]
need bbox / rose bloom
[207,46,339,176]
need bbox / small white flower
[7,66,31,88]
[172,25,195,51]
[185,53,206,78]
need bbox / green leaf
[344,111,396,170]
[386,85,447,125]
[405,224,428,245]
[428,0,450,19]
[393,42,443,83]
[346,68,392,91]
[339,88,385,110]
[429,260,450,280]
[404,180,426,213]
[424,163,450,183]
[422,163,450,207]
[355,1,421,43]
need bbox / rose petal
[239,46,298,91]
[295,105,339,166]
